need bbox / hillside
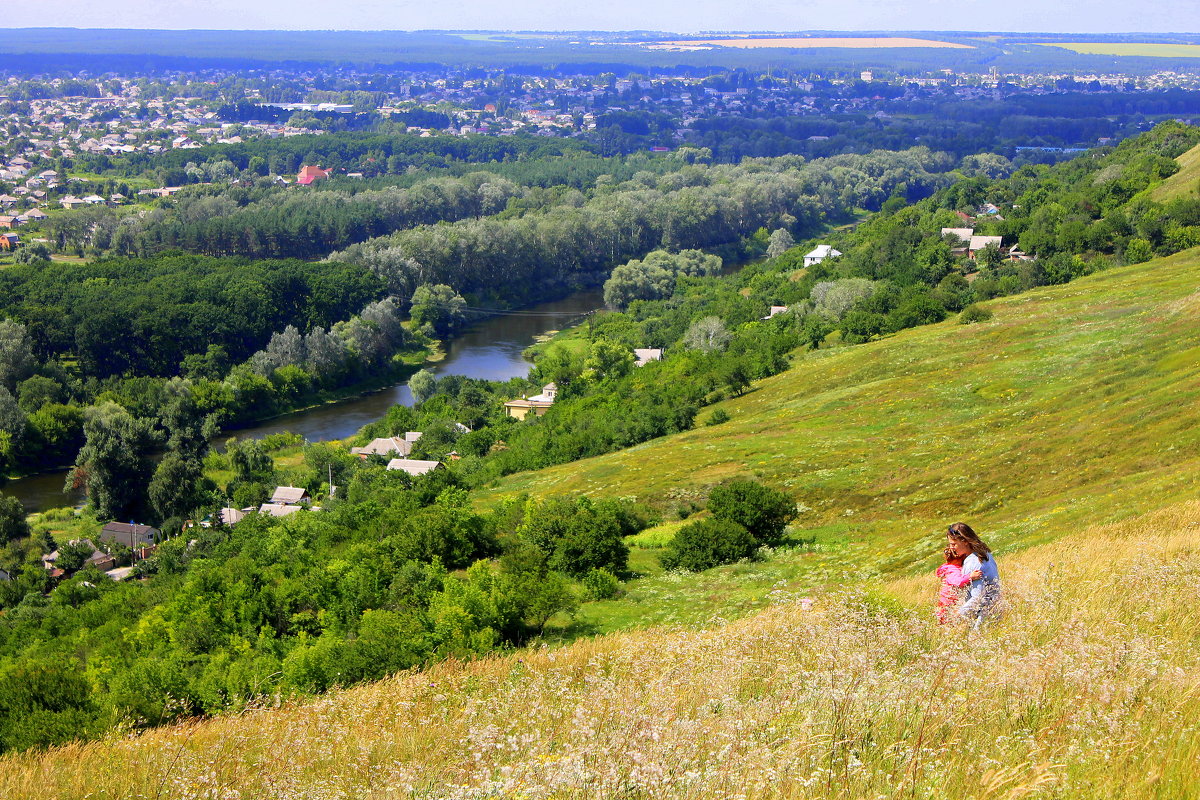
[1,503,1197,798]
[483,247,1200,570]
[3,245,1200,798]
[1149,141,1200,203]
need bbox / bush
[582,568,621,600]
[706,409,731,426]
[659,518,758,572]
[958,304,994,324]
[706,479,796,546]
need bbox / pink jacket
[936,563,971,607]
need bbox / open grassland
[2,501,1198,799]
[657,37,972,50]
[1149,142,1200,203]
[1037,42,1200,57]
[482,249,1200,581]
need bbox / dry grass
[656,37,972,50]
[3,501,1198,799]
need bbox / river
[4,288,604,513]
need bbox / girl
[935,545,971,623]
[946,522,1001,629]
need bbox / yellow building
[504,383,557,420]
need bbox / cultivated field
[1038,42,1200,57]
[656,37,973,50]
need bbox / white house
[633,348,663,367]
[803,245,842,267]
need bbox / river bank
[4,288,604,513]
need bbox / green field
[1038,42,1200,57]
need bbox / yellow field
[657,36,973,50]
[1038,42,1200,57]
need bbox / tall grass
[3,501,1198,799]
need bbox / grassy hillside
[1150,141,1200,202]
[483,247,1200,575]
[3,248,1200,796]
[2,501,1197,799]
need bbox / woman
[946,522,1001,629]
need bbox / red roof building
[296,165,332,185]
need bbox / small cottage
[504,383,558,420]
[803,245,842,267]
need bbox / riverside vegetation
[0,124,1198,792]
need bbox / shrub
[706,479,796,546]
[582,568,621,601]
[958,304,994,324]
[706,409,731,426]
[659,518,758,572]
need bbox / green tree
[410,284,466,337]
[1125,237,1153,264]
[706,479,796,546]
[582,338,634,382]
[0,494,29,544]
[408,369,437,405]
[659,518,758,572]
[766,228,795,259]
[66,402,156,520]
[148,452,210,526]
[0,320,34,391]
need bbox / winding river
[4,289,604,513]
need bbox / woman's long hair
[947,522,991,561]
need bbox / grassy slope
[484,247,1200,576]
[2,502,1198,798]
[1150,141,1200,202]
[4,249,1200,796]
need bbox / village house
[0,232,19,250]
[803,244,842,267]
[99,522,159,557]
[633,348,663,367]
[350,432,422,458]
[967,235,1004,260]
[258,503,304,518]
[0,216,20,229]
[504,382,557,420]
[761,305,789,320]
[296,165,332,185]
[385,458,444,476]
[270,486,310,506]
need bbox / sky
[21,0,1200,34]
